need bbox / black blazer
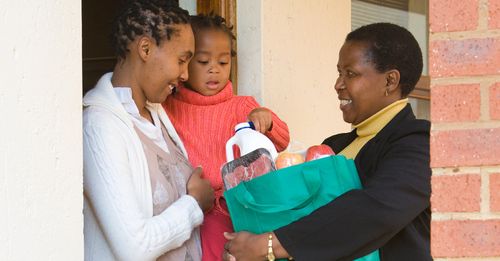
[275,104,432,261]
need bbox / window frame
[410,76,430,100]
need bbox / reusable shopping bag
[224,155,380,261]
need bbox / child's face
[185,29,232,96]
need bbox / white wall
[237,0,351,148]
[236,0,264,101]
[0,1,83,260]
[0,1,350,259]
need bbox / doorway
[82,0,236,95]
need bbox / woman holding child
[83,1,214,260]
[223,23,432,261]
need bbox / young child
[162,13,290,261]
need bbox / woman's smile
[339,99,352,110]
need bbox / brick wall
[429,0,500,260]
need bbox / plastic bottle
[225,122,278,162]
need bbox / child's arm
[244,98,290,152]
[248,107,290,152]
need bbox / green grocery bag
[224,155,380,261]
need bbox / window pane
[179,0,196,14]
[351,0,428,74]
[409,97,430,120]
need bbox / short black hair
[111,0,190,59]
[346,23,423,97]
[190,13,236,56]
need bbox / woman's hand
[248,107,273,134]
[223,231,267,261]
[187,167,214,212]
[223,231,292,261]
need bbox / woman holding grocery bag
[83,1,214,260]
[223,22,431,261]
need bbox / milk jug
[225,122,278,161]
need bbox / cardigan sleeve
[274,127,431,260]
[242,97,290,152]
[83,109,203,261]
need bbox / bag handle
[233,167,322,213]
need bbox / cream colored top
[83,73,203,261]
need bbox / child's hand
[248,107,273,133]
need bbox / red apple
[305,144,335,162]
[275,152,305,169]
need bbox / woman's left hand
[223,231,267,261]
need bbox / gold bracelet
[266,233,275,261]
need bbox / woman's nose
[179,65,189,82]
[334,77,344,92]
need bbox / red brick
[429,38,500,77]
[429,0,479,32]
[431,84,481,123]
[431,175,481,212]
[432,220,500,257]
[489,0,500,29]
[431,128,500,167]
[491,173,500,212]
[490,82,500,120]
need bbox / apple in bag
[305,144,335,162]
[275,152,305,169]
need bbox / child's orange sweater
[162,81,290,205]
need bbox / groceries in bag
[222,122,279,190]
[221,148,276,190]
[225,122,278,162]
[275,144,335,169]
[275,152,305,169]
[305,144,335,161]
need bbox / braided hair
[346,23,423,97]
[111,0,190,59]
[190,13,236,56]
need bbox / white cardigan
[83,73,203,261]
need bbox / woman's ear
[385,70,401,93]
[137,36,152,61]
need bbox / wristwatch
[267,233,275,261]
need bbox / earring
[385,89,389,97]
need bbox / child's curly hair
[190,13,236,57]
